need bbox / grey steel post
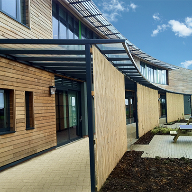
[85,44,96,192]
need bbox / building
[0,0,191,191]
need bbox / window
[140,61,167,85]
[52,16,59,39]
[0,0,29,26]
[151,68,154,82]
[25,91,34,130]
[52,0,100,40]
[59,22,67,39]
[0,89,14,133]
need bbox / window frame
[0,0,30,28]
[0,88,15,135]
[25,91,34,130]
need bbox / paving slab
[127,123,137,150]
[0,138,90,192]
[132,135,192,159]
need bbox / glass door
[68,91,78,140]
[160,94,166,117]
[55,90,69,144]
[55,90,81,146]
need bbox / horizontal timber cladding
[137,83,159,137]
[93,46,127,191]
[166,93,184,123]
[0,0,52,39]
[0,57,56,168]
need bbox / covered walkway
[0,138,90,192]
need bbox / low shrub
[151,127,178,135]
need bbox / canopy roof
[66,0,178,70]
[0,38,179,93]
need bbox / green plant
[165,121,175,125]
[163,160,169,164]
[151,127,178,135]
[155,156,161,160]
[180,157,186,161]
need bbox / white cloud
[181,60,192,69]
[168,20,192,37]
[152,17,192,37]
[185,17,192,28]
[153,13,160,21]
[151,24,168,36]
[102,0,126,12]
[100,0,137,22]
[130,3,137,11]
[103,12,119,22]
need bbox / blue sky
[93,0,192,69]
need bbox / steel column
[85,44,96,192]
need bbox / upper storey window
[140,62,167,85]
[0,0,29,26]
[52,0,100,39]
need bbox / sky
[93,0,192,70]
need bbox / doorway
[125,91,136,125]
[160,94,166,118]
[55,90,82,146]
[184,95,191,115]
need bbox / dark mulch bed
[100,151,192,192]
[134,131,154,145]
[134,130,175,145]
[178,119,189,123]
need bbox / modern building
[0,0,191,191]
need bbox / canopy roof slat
[0,38,180,94]
[66,0,178,70]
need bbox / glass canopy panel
[0,44,85,51]
[96,43,124,51]
[112,61,132,64]
[118,66,135,69]
[106,53,129,58]
[12,54,86,58]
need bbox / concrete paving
[0,138,91,192]
[127,123,137,150]
[133,135,192,159]
[1,122,192,192]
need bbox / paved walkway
[126,123,137,150]
[133,135,192,158]
[0,138,90,192]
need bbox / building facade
[0,0,191,190]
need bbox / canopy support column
[86,43,96,192]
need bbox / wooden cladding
[0,0,52,39]
[0,57,56,168]
[137,83,159,137]
[166,93,184,123]
[93,46,127,190]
